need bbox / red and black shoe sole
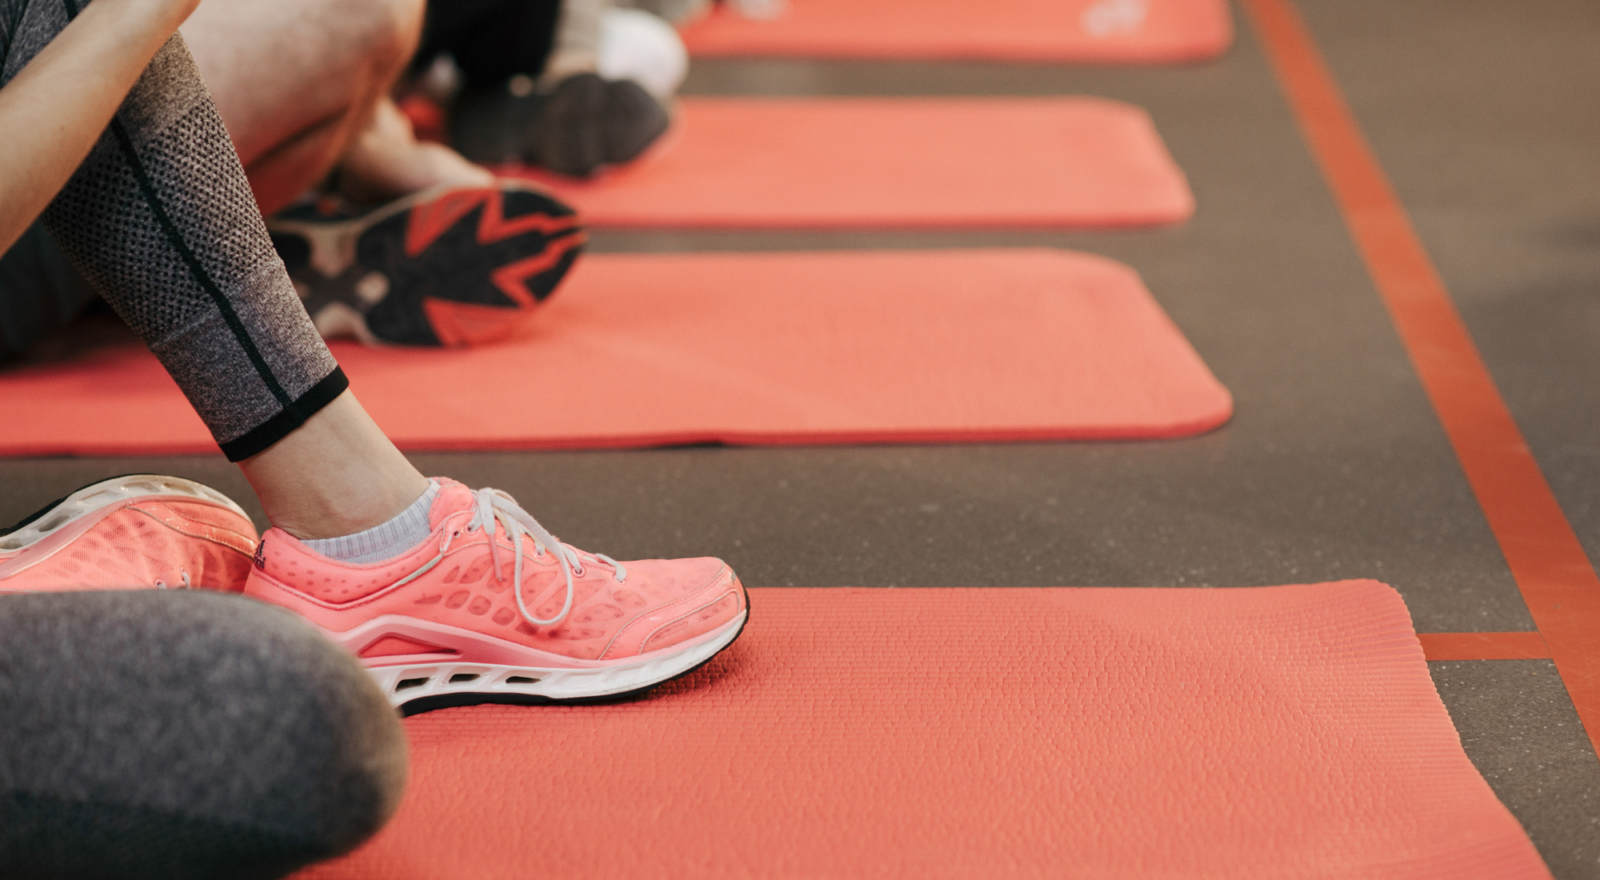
[269,183,585,347]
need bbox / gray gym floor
[1,0,1596,874]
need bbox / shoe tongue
[427,478,477,531]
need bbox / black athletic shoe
[451,73,671,178]
[268,182,584,348]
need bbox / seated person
[1,0,586,351]
[0,0,747,872]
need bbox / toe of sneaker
[603,558,745,659]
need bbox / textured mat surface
[295,583,1549,880]
[0,250,1230,455]
[681,0,1233,63]
[516,98,1194,229]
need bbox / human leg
[332,93,492,207]
[179,0,489,213]
[0,591,408,880]
[2,0,428,515]
[0,0,456,363]
[178,0,584,349]
[239,391,428,541]
[0,11,410,874]
[2,0,742,716]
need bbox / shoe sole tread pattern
[268,184,582,347]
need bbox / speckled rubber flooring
[3,0,1598,874]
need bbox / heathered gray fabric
[0,590,409,880]
[0,0,339,447]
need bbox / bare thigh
[180,0,425,166]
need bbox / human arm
[0,0,202,254]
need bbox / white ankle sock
[303,480,440,564]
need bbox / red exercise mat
[296,582,1549,880]
[681,0,1233,64]
[0,249,1230,456]
[515,98,1194,229]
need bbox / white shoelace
[392,487,627,627]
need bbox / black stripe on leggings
[105,118,294,407]
[219,367,349,462]
[60,0,292,410]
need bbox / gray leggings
[0,0,343,461]
[0,591,408,880]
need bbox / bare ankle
[266,480,430,541]
[239,391,431,540]
[336,98,493,205]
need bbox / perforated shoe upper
[244,479,745,665]
[0,478,258,593]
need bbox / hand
[0,0,206,253]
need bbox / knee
[355,0,428,78]
[0,591,408,880]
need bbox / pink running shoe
[244,479,748,713]
[0,475,258,593]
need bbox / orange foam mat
[680,0,1233,64]
[516,98,1195,229]
[296,583,1549,880]
[0,249,1231,455]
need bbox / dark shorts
[416,0,560,87]
[0,222,98,363]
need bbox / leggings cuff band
[219,367,349,462]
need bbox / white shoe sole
[367,609,748,714]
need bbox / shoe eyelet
[571,566,586,577]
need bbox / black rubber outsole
[271,186,582,347]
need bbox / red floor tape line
[1420,632,1551,662]
[514,98,1194,229]
[1243,0,1600,753]
[680,0,1233,64]
[295,584,1550,880]
[0,249,1231,456]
